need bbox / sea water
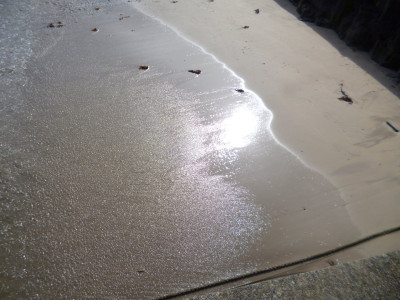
[0,1,358,298]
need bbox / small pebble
[327,259,336,266]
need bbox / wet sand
[1,0,399,299]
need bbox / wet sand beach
[1,0,399,298]
[135,0,400,237]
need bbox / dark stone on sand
[287,0,400,71]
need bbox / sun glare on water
[220,107,258,149]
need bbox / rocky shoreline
[288,0,400,73]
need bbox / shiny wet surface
[1,3,360,299]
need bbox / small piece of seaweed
[119,16,130,21]
[338,83,353,104]
[48,22,64,28]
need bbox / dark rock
[297,0,317,22]
[290,0,400,71]
[371,1,400,70]
[343,3,378,50]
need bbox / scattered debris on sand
[188,70,201,75]
[386,121,399,133]
[338,83,353,104]
[119,15,130,21]
[48,21,64,28]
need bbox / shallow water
[1,1,360,298]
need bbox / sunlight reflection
[220,107,258,149]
